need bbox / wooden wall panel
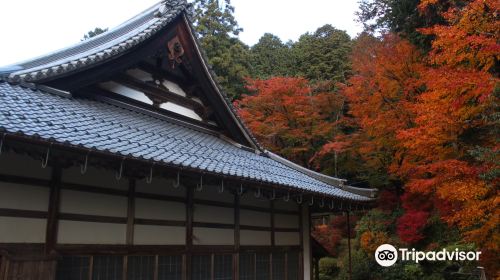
[194,185,234,203]
[0,152,51,179]
[135,177,186,197]
[0,217,47,243]
[135,198,185,221]
[240,230,271,246]
[274,214,299,229]
[57,221,126,244]
[0,183,49,211]
[134,225,186,245]
[60,190,127,217]
[274,199,299,211]
[274,232,300,246]
[62,166,128,191]
[239,192,270,208]
[193,227,234,245]
[240,210,271,227]
[193,204,233,224]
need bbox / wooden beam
[135,218,185,227]
[0,208,48,219]
[112,74,208,117]
[58,213,127,224]
[137,62,189,88]
[45,165,62,255]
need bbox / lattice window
[239,253,255,280]
[214,254,232,280]
[287,252,299,280]
[158,255,183,280]
[56,256,90,280]
[92,256,123,280]
[272,253,285,280]
[192,255,211,280]
[127,256,155,280]
[255,253,270,280]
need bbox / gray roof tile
[0,82,373,202]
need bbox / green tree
[356,0,447,49]
[249,33,293,78]
[292,25,352,85]
[191,0,250,99]
[82,27,108,41]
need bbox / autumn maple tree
[235,77,344,168]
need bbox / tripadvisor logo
[374,244,481,267]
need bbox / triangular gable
[5,0,258,149]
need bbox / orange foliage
[235,77,343,167]
[342,0,499,274]
[360,231,389,256]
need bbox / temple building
[0,1,377,279]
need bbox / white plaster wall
[162,80,187,97]
[193,204,233,224]
[134,225,185,245]
[60,190,127,217]
[240,210,270,227]
[135,198,185,221]
[274,214,299,229]
[100,81,153,105]
[0,183,49,211]
[0,217,46,243]
[58,221,126,244]
[274,232,300,246]
[194,185,233,203]
[240,230,271,246]
[193,228,234,245]
[62,166,128,191]
[135,177,185,197]
[159,102,202,121]
[0,152,51,179]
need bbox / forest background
[86,0,498,278]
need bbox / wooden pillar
[185,183,193,280]
[299,203,304,280]
[270,200,275,280]
[270,200,275,247]
[346,211,352,280]
[126,179,135,245]
[234,193,240,280]
[45,165,62,255]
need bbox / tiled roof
[6,1,187,83]
[0,82,374,202]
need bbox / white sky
[0,0,362,66]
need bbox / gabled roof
[5,1,187,83]
[0,0,377,203]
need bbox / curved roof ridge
[7,1,187,82]
[265,150,378,198]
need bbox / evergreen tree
[291,25,352,85]
[249,33,293,78]
[191,0,251,100]
[356,0,448,49]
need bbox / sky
[0,0,363,66]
